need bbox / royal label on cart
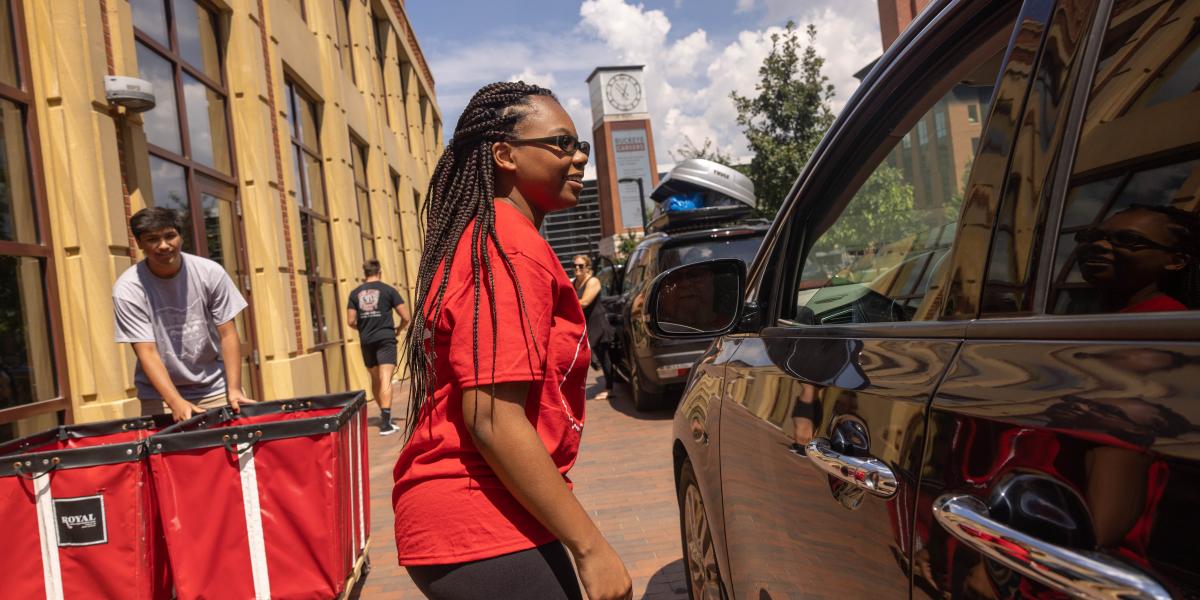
[54,495,108,546]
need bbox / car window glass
[785,42,1009,326]
[659,234,764,271]
[1048,0,1200,315]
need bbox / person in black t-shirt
[347,259,411,435]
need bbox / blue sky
[407,0,883,173]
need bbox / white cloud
[508,67,557,89]
[425,0,881,169]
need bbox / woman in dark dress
[572,255,614,398]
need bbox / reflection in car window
[787,48,1006,325]
[658,235,764,272]
[1049,0,1200,315]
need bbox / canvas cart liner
[147,391,369,600]
[0,415,174,600]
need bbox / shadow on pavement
[642,558,688,599]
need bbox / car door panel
[720,333,960,598]
[915,337,1200,597]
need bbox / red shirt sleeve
[444,251,557,388]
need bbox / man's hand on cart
[228,389,255,413]
[166,399,203,422]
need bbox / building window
[350,136,374,264]
[916,120,928,145]
[283,0,305,21]
[967,103,979,123]
[934,110,947,138]
[0,0,66,441]
[390,171,412,299]
[901,133,911,149]
[398,60,412,153]
[373,13,391,126]
[334,0,355,84]
[285,80,346,392]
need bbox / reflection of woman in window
[1075,204,1199,312]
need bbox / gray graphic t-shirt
[112,253,248,400]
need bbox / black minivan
[650,0,1200,598]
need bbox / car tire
[678,458,725,600]
[631,358,664,412]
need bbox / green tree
[818,163,919,253]
[671,135,736,167]
[731,22,835,216]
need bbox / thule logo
[54,495,108,546]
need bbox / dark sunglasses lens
[1110,232,1151,248]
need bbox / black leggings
[593,340,613,388]
[406,542,582,600]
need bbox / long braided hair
[402,81,557,434]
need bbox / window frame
[285,79,347,389]
[349,134,374,265]
[132,0,239,250]
[749,0,1028,339]
[0,0,71,431]
[1001,0,1200,336]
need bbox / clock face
[605,73,642,113]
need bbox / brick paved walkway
[350,371,688,599]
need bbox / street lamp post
[617,176,648,230]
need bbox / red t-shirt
[392,201,590,566]
[1120,294,1187,313]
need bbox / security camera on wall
[104,76,156,113]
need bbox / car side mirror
[647,258,746,338]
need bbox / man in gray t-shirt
[113,207,251,421]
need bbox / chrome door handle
[933,494,1171,600]
[804,438,898,498]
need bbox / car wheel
[678,458,724,600]
[631,358,664,412]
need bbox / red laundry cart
[147,391,370,600]
[0,415,174,600]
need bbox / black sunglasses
[1074,228,1177,252]
[506,134,590,157]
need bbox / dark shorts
[360,338,397,368]
[406,542,581,600]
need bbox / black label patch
[54,495,107,547]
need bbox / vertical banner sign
[611,127,654,230]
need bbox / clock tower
[586,65,660,254]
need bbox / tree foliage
[817,163,919,253]
[671,135,736,167]
[731,22,835,216]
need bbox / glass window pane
[352,143,367,183]
[791,45,1004,324]
[285,81,299,140]
[357,189,371,233]
[172,0,221,81]
[1049,0,1200,315]
[307,279,320,340]
[323,344,346,392]
[299,96,319,151]
[0,0,19,88]
[304,153,326,215]
[335,0,352,77]
[182,74,231,174]
[314,222,333,278]
[290,144,304,202]
[130,0,169,47]
[147,155,193,252]
[201,192,238,273]
[136,43,182,154]
[0,257,58,412]
[320,282,340,343]
[0,100,38,244]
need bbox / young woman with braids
[392,82,632,600]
